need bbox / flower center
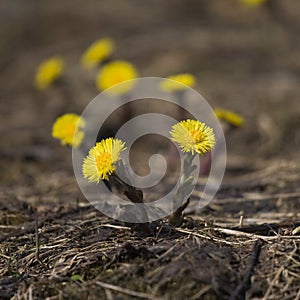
[96,152,113,172]
[65,124,76,137]
[112,72,127,85]
[189,129,203,143]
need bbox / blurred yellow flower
[96,60,138,94]
[161,73,195,92]
[82,138,126,183]
[34,56,64,90]
[52,113,85,148]
[214,108,244,127]
[170,119,215,155]
[81,38,115,69]
[240,0,268,6]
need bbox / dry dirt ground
[0,1,300,299]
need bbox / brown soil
[0,1,300,299]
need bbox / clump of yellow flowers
[81,38,115,69]
[240,0,269,6]
[46,36,246,231]
[96,60,138,94]
[80,120,215,227]
[34,56,65,90]
[161,73,195,92]
[52,113,85,148]
[82,138,126,183]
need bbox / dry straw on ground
[0,161,299,299]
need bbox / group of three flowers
[34,37,197,96]
[52,114,216,185]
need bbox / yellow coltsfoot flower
[170,119,215,155]
[52,113,85,148]
[34,56,65,90]
[82,138,126,183]
[96,60,138,94]
[81,38,115,69]
[161,73,195,92]
[214,108,244,128]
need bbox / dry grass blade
[191,285,211,299]
[262,265,285,300]
[174,228,255,245]
[211,228,300,242]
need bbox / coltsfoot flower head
[52,113,85,148]
[96,60,138,94]
[161,73,196,92]
[81,38,115,69]
[82,138,126,183]
[34,56,65,90]
[170,119,216,155]
[240,0,268,6]
[214,108,244,127]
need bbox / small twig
[0,225,18,229]
[0,253,11,260]
[229,239,264,300]
[157,244,177,261]
[231,221,300,235]
[174,228,254,245]
[212,227,300,242]
[28,284,33,300]
[35,211,40,261]
[292,225,300,235]
[34,209,48,268]
[191,285,211,300]
[99,224,131,230]
[239,215,244,228]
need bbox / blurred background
[0,0,299,196]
